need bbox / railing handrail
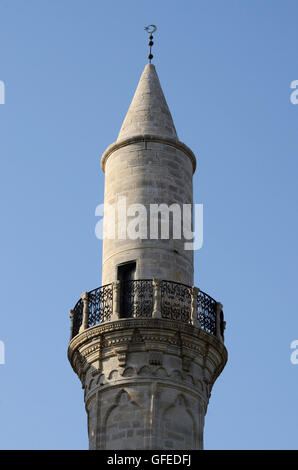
[70,279,224,342]
[73,280,217,303]
[87,282,113,295]
[161,279,192,289]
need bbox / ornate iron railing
[71,284,113,338]
[88,284,113,326]
[161,281,191,323]
[72,298,83,338]
[120,280,153,319]
[70,279,224,341]
[197,290,217,336]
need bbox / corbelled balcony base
[68,318,227,450]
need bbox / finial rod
[144,25,157,63]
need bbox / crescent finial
[144,25,157,63]
[144,25,157,34]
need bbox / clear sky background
[0,0,297,450]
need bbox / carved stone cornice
[68,318,227,388]
[69,317,225,352]
[101,134,197,173]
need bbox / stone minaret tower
[68,62,227,450]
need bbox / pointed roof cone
[101,63,196,173]
[117,63,178,142]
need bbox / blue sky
[0,0,297,449]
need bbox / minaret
[68,56,227,450]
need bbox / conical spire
[117,64,178,142]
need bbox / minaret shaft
[101,138,194,286]
[68,62,227,450]
[101,64,195,286]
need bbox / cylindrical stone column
[68,62,227,451]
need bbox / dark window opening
[117,262,136,318]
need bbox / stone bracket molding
[68,318,227,392]
[182,356,192,373]
[69,318,227,360]
[149,351,163,366]
[100,134,197,174]
[117,352,127,368]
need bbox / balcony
[69,279,225,342]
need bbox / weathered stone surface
[117,64,178,142]
[69,62,227,450]
[68,318,227,450]
[101,140,194,286]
